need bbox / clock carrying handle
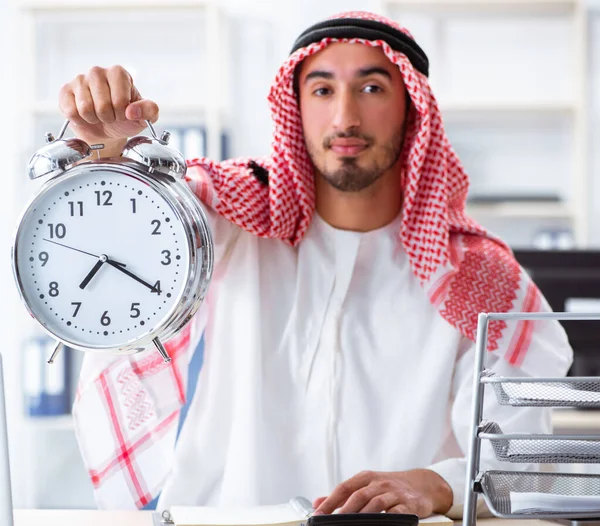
[54,119,160,143]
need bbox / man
[65,11,572,518]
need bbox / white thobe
[157,210,572,517]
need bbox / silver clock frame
[12,154,214,364]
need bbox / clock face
[14,167,191,349]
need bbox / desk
[9,512,573,526]
[15,509,154,525]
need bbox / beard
[306,127,405,192]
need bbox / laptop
[0,354,14,525]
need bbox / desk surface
[15,510,154,525]
[10,511,571,526]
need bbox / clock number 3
[161,250,171,265]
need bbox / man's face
[298,42,409,192]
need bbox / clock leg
[152,338,172,363]
[47,341,64,364]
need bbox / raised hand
[58,65,160,156]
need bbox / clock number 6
[100,311,111,326]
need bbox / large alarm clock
[12,120,213,364]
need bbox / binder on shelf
[22,334,71,417]
[155,124,230,161]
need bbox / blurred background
[2,0,600,511]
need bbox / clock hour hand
[79,255,107,290]
[105,258,158,293]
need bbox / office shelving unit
[463,312,600,526]
[382,0,589,247]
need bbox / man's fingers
[316,471,375,514]
[387,504,412,515]
[125,99,159,123]
[58,88,86,127]
[358,493,400,514]
[107,65,133,122]
[312,497,327,510]
[73,77,100,125]
[88,67,116,124]
[338,485,385,514]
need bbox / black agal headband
[290,18,429,78]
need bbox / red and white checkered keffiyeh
[73,11,547,510]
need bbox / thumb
[125,99,159,123]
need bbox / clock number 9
[100,311,111,326]
[39,252,49,266]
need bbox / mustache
[323,130,374,149]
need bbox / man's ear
[293,61,304,101]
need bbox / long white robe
[156,211,573,517]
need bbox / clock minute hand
[42,238,99,258]
[105,259,158,292]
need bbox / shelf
[440,100,578,115]
[482,372,600,408]
[25,414,74,431]
[17,0,214,10]
[385,0,579,13]
[478,470,600,519]
[479,421,600,463]
[466,201,572,219]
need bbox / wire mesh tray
[481,371,600,408]
[477,470,600,519]
[479,422,600,463]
